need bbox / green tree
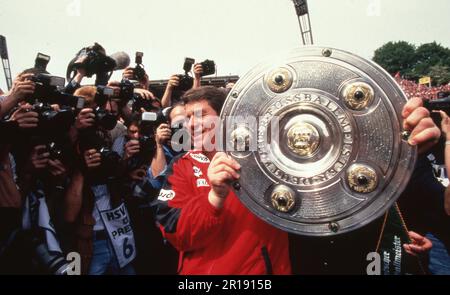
[373,41,450,85]
[428,65,450,86]
[409,42,450,83]
[372,41,416,75]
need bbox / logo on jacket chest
[158,189,176,201]
[193,166,203,178]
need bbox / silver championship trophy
[221,47,417,236]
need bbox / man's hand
[30,145,50,170]
[402,97,441,154]
[75,108,95,130]
[48,159,67,178]
[122,67,135,81]
[122,67,149,88]
[10,104,39,129]
[155,124,171,145]
[439,111,450,137]
[193,64,203,80]
[9,74,35,102]
[403,231,432,256]
[84,149,101,169]
[134,88,156,100]
[124,140,140,160]
[166,75,180,91]
[207,152,241,208]
[129,166,147,181]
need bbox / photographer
[151,104,187,178]
[0,69,74,274]
[64,86,136,275]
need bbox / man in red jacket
[152,86,291,274]
[152,86,439,275]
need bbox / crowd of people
[395,75,450,100]
[0,43,449,275]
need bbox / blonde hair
[74,86,97,108]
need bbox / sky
[0,0,449,91]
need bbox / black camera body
[119,79,135,102]
[176,74,194,92]
[29,74,85,109]
[47,142,63,161]
[31,102,75,135]
[127,135,157,172]
[425,96,450,126]
[78,131,121,181]
[72,43,116,78]
[200,59,216,77]
[424,96,450,114]
[98,146,121,175]
[133,52,146,81]
[174,57,195,92]
[93,106,117,131]
[132,94,158,113]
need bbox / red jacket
[153,151,291,275]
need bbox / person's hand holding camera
[156,123,171,146]
[30,145,50,170]
[207,152,241,209]
[48,159,67,179]
[193,64,204,80]
[8,73,35,102]
[10,104,39,129]
[84,149,101,169]
[122,67,135,80]
[166,75,180,91]
[75,108,95,130]
[128,165,147,182]
[124,140,140,160]
[122,67,149,89]
[72,55,88,84]
[134,88,155,100]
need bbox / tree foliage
[373,41,450,85]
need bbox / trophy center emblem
[287,122,320,157]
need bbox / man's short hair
[182,86,226,115]
[74,86,97,108]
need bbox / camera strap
[375,203,426,275]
